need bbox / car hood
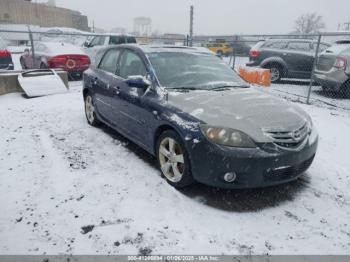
[167,88,310,143]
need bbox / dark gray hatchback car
[247,39,330,82]
[83,44,318,189]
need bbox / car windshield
[147,51,247,90]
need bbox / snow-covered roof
[137,45,214,55]
[40,42,85,56]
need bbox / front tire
[156,130,194,188]
[84,94,101,127]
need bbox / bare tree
[294,13,325,34]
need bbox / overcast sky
[50,0,350,34]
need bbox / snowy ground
[0,81,350,255]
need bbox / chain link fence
[1,28,350,110]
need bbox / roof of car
[113,44,214,55]
[265,38,316,42]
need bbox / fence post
[306,34,322,104]
[232,35,237,70]
[28,26,36,69]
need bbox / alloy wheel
[158,137,185,183]
[85,95,95,124]
[270,67,280,82]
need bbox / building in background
[133,17,152,37]
[0,0,89,31]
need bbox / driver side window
[118,50,147,79]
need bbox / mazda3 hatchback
[83,44,318,189]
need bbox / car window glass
[109,36,125,45]
[119,50,147,79]
[288,42,311,51]
[148,52,245,89]
[126,37,137,44]
[318,44,330,52]
[263,41,287,49]
[90,36,106,47]
[99,49,120,74]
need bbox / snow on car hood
[167,88,310,143]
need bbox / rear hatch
[317,44,350,72]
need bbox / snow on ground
[0,82,350,255]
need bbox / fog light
[224,172,237,183]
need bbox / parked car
[247,39,330,82]
[314,43,350,96]
[83,44,318,189]
[0,36,14,70]
[20,42,91,79]
[205,42,233,56]
[83,34,137,60]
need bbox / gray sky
[52,0,350,34]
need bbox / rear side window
[287,42,312,51]
[118,50,147,79]
[90,36,106,47]
[99,49,120,74]
[126,37,137,44]
[263,41,287,49]
[109,36,126,45]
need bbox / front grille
[316,55,335,72]
[264,155,315,182]
[263,122,310,150]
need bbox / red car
[20,42,90,79]
[0,36,14,70]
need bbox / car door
[92,48,120,121]
[284,41,314,78]
[112,49,152,145]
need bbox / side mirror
[125,76,151,89]
[83,42,91,48]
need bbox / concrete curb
[0,70,69,96]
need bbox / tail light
[0,50,11,58]
[333,57,347,70]
[48,55,91,70]
[249,50,261,59]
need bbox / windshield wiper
[166,87,200,92]
[210,85,250,91]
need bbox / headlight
[200,125,256,148]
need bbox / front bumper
[313,69,349,91]
[188,133,318,189]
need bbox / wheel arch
[260,57,288,76]
[153,124,178,155]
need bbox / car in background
[82,44,318,189]
[205,42,233,56]
[0,36,14,70]
[314,42,350,96]
[83,34,137,60]
[20,42,91,79]
[247,39,330,82]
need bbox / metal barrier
[1,28,350,110]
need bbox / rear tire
[265,64,283,83]
[340,79,350,98]
[156,130,194,188]
[84,94,101,127]
[20,58,27,69]
[40,63,48,69]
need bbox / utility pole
[189,5,194,47]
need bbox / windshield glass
[147,52,246,90]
